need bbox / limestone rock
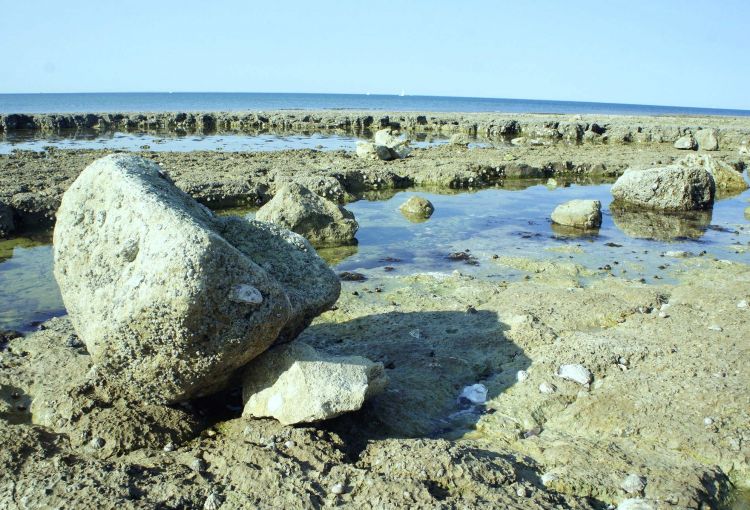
[374,128,412,159]
[676,154,748,193]
[53,155,338,403]
[610,165,715,211]
[242,341,387,425]
[0,202,13,239]
[355,141,394,161]
[550,200,602,229]
[673,134,697,150]
[255,182,358,246]
[449,133,471,146]
[694,128,719,151]
[399,196,434,220]
[620,474,646,494]
[556,364,592,385]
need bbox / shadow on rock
[611,203,712,241]
[297,309,529,449]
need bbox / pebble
[620,473,646,494]
[708,325,723,332]
[516,370,529,382]
[163,442,175,452]
[556,364,592,385]
[190,457,207,473]
[284,440,296,449]
[703,417,714,426]
[738,300,748,309]
[330,483,345,495]
[516,485,529,497]
[658,311,669,318]
[617,498,655,510]
[90,437,105,449]
[459,384,488,404]
[539,382,557,394]
[540,472,558,485]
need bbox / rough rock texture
[610,165,715,211]
[53,155,338,403]
[674,134,697,150]
[373,128,411,159]
[449,133,472,146]
[242,341,387,425]
[677,154,749,193]
[355,141,394,161]
[255,182,358,246]
[695,128,719,151]
[399,195,435,220]
[0,201,13,239]
[550,199,602,229]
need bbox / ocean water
[1,92,750,116]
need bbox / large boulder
[676,154,748,194]
[673,134,697,150]
[550,200,602,229]
[242,341,387,425]
[255,182,358,246]
[0,202,14,239]
[694,129,719,151]
[610,165,715,211]
[53,155,339,403]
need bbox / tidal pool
[1,182,748,332]
[0,131,456,154]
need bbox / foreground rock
[695,128,719,151]
[676,154,748,193]
[53,155,339,403]
[610,165,715,211]
[242,341,387,424]
[550,199,602,229]
[399,195,435,220]
[0,201,13,238]
[255,182,358,246]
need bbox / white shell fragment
[459,383,488,404]
[516,370,529,382]
[231,284,264,305]
[539,382,557,394]
[556,364,593,385]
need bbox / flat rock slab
[54,155,339,403]
[242,341,387,425]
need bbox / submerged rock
[611,165,715,211]
[550,200,602,229]
[242,341,387,425]
[694,128,719,151]
[676,154,748,193]
[399,195,434,220]
[0,201,13,239]
[673,134,697,150]
[255,182,358,247]
[53,155,338,403]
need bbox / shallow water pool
[1,182,748,332]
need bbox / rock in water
[676,154,748,193]
[610,165,715,211]
[242,342,387,425]
[53,155,339,403]
[374,128,412,159]
[673,134,697,150]
[399,196,435,220]
[449,133,471,146]
[0,201,14,239]
[355,141,394,161]
[694,128,719,151]
[550,200,602,229]
[255,182,358,247]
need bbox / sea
[1,92,749,116]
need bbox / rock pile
[356,128,412,161]
[255,182,358,246]
[53,155,380,420]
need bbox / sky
[1,0,749,109]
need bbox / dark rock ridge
[3,110,750,147]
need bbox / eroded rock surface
[550,199,602,229]
[399,195,435,220]
[611,165,715,211]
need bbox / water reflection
[611,205,712,241]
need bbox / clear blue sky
[2,0,749,109]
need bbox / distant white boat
[399,89,405,97]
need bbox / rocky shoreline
[3,110,750,148]
[1,139,746,237]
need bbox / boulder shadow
[296,309,530,451]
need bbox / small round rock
[399,196,435,220]
[539,382,557,394]
[330,483,345,495]
[620,473,646,494]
